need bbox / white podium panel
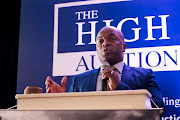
[0,109,162,120]
[16,90,152,110]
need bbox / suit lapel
[121,64,133,85]
[87,65,133,91]
[88,68,100,91]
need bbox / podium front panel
[0,109,161,120]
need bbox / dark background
[0,1,21,109]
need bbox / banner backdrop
[17,0,180,119]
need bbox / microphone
[101,62,110,91]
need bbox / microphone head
[101,62,110,71]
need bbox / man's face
[96,26,126,65]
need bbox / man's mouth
[102,48,111,54]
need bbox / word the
[75,10,98,20]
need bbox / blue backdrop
[17,0,180,119]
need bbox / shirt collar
[113,61,124,74]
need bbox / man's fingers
[45,77,52,87]
[46,82,51,89]
[61,76,67,88]
[45,76,52,85]
[45,76,54,93]
[107,82,112,90]
[48,76,53,83]
[46,88,51,93]
[102,69,113,79]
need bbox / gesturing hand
[45,76,67,93]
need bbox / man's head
[96,26,126,66]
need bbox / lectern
[0,90,163,120]
[15,89,152,110]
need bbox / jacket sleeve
[69,78,74,92]
[69,75,78,92]
[115,67,164,109]
[145,69,164,108]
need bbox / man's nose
[102,40,110,47]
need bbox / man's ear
[123,43,126,52]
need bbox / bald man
[45,26,164,108]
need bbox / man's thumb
[61,76,67,88]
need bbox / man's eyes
[110,38,116,41]
[97,40,103,44]
[97,38,116,44]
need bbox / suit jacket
[69,64,164,108]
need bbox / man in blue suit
[45,26,164,108]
